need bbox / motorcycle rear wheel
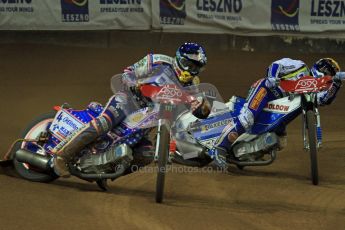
[306,110,319,185]
[13,112,58,183]
[155,124,170,203]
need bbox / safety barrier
[1,1,345,38]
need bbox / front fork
[154,119,162,162]
[154,119,173,164]
[302,94,322,150]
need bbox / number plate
[49,110,85,141]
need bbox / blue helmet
[175,42,207,80]
[311,58,340,78]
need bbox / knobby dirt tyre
[155,124,170,203]
[306,110,319,185]
[13,112,58,183]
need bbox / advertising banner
[301,0,345,32]
[152,0,272,34]
[152,0,345,37]
[0,0,152,30]
[1,0,345,38]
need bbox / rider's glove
[191,97,211,119]
[129,84,151,107]
[191,97,203,112]
[129,84,141,97]
[265,77,280,89]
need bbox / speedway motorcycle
[128,75,339,203]
[167,75,342,190]
[140,81,224,203]
[2,66,191,192]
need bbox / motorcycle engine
[77,144,132,174]
[232,132,278,160]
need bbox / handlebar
[140,84,195,105]
[335,72,345,81]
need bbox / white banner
[300,0,345,32]
[152,0,345,37]
[0,0,152,30]
[1,0,345,37]
[152,0,271,33]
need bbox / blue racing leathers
[213,58,342,165]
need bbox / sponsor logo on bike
[264,103,290,112]
[199,137,217,148]
[130,112,145,123]
[295,78,318,92]
[156,84,183,102]
[61,0,89,22]
[201,118,232,133]
[249,88,267,111]
[62,116,80,130]
[50,110,84,140]
[160,0,186,25]
[271,0,300,31]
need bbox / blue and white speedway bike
[172,75,340,185]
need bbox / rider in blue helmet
[124,42,207,87]
[174,42,207,84]
[123,42,210,117]
[53,42,211,177]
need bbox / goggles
[178,57,205,76]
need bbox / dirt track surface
[0,44,345,230]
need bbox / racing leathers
[53,54,210,177]
[123,53,211,118]
[213,58,343,167]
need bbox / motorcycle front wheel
[306,110,319,185]
[155,124,170,203]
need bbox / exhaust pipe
[15,149,52,171]
[15,149,129,181]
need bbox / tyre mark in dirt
[90,170,168,229]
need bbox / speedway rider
[213,57,345,167]
[53,42,210,177]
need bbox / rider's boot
[53,122,101,177]
[53,94,127,177]
[211,148,229,170]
